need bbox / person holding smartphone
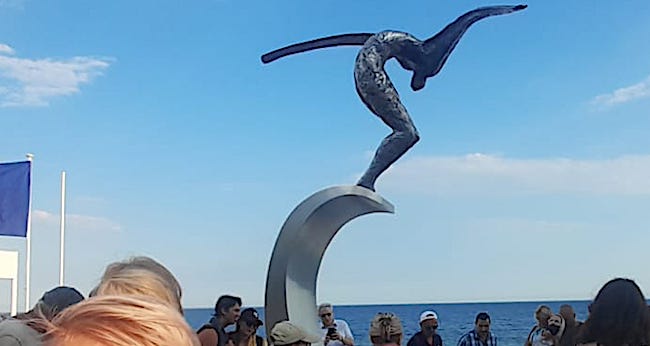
[318,303,355,346]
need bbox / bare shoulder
[197,328,218,346]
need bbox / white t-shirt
[529,327,553,346]
[321,319,354,346]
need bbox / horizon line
[182,297,594,310]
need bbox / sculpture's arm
[261,33,374,64]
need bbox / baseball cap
[240,308,263,327]
[270,321,321,345]
[419,311,438,323]
[40,286,85,313]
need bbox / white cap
[419,310,438,323]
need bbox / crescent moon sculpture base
[264,185,394,340]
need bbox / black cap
[40,286,84,312]
[240,308,263,326]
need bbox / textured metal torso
[353,31,419,112]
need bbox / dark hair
[215,295,242,317]
[577,278,650,346]
[475,312,490,324]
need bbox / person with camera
[318,303,354,346]
[406,310,443,346]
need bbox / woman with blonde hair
[100,256,182,299]
[369,313,403,346]
[43,295,199,346]
[94,267,183,313]
[92,256,184,313]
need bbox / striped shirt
[457,330,497,346]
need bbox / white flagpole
[24,153,34,311]
[59,171,66,286]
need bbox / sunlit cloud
[0,43,113,107]
[591,75,650,107]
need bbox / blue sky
[1,0,650,312]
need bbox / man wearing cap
[270,321,321,346]
[228,308,267,346]
[406,310,443,346]
[318,303,354,346]
[0,286,85,346]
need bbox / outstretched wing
[261,33,374,64]
[422,4,527,75]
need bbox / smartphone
[327,327,337,337]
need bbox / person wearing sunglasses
[227,308,267,346]
[318,303,354,346]
[406,310,442,346]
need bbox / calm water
[185,301,590,346]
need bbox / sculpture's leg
[355,82,420,191]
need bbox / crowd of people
[0,256,648,346]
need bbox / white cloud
[0,46,112,107]
[0,44,15,55]
[33,209,122,232]
[379,153,650,196]
[591,75,650,107]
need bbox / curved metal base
[264,185,394,341]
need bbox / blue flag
[0,161,31,237]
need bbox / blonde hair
[44,295,199,346]
[369,313,403,345]
[95,267,182,313]
[94,256,183,313]
[100,256,182,298]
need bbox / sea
[184,300,590,346]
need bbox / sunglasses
[320,313,332,318]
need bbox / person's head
[269,321,320,346]
[534,305,552,327]
[15,286,85,333]
[215,295,242,325]
[474,312,491,340]
[94,256,183,313]
[318,303,335,327]
[559,304,576,326]
[99,256,182,300]
[236,308,263,337]
[547,314,565,338]
[577,278,650,346]
[94,267,182,314]
[418,311,438,336]
[43,295,199,346]
[369,313,403,346]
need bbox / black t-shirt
[197,317,229,346]
[407,331,443,346]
